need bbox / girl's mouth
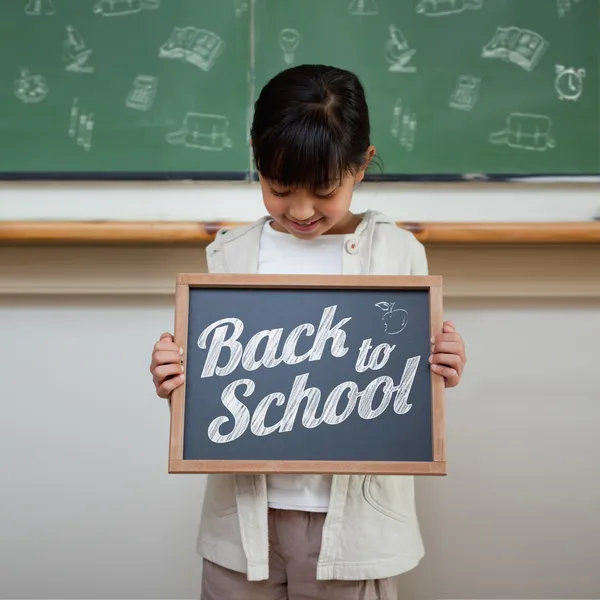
[286,217,322,234]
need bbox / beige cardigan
[195,210,429,581]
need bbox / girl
[150,64,467,600]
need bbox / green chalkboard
[0,0,598,180]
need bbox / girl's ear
[354,146,376,184]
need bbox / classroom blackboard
[1,0,597,180]
[169,274,446,475]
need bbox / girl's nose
[288,201,316,222]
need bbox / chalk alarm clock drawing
[168,274,446,476]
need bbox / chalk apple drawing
[375,301,408,335]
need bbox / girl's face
[259,149,374,239]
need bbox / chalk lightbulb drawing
[375,302,408,335]
[279,29,300,65]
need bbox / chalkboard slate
[0,0,597,180]
[169,274,446,475]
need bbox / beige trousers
[201,508,398,600]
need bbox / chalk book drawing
[482,27,548,72]
[416,0,483,16]
[375,302,409,335]
[160,27,225,71]
[13,68,49,103]
[93,0,160,17]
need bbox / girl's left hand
[429,320,466,388]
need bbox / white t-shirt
[257,220,345,512]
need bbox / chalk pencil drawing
[385,25,417,73]
[416,0,483,16]
[489,113,555,152]
[557,0,583,17]
[348,0,379,16]
[13,68,49,103]
[449,75,481,111]
[390,99,417,151]
[279,29,301,65]
[93,0,160,16]
[126,75,158,111]
[63,25,94,73]
[25,0,55,16]
[234,0,248,17]
[375,302,409,335]
[166,113,233,151]
[160,27,225,71]
[482,26,548,72]
[555,65,586,101]
[68,98,94,152]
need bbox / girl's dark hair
[250,64,373,190]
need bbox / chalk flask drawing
[25,0,55,16]
[375,302,408,335]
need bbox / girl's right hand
[150,332,185,399]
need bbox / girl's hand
[150,332,185,399]
[429,321,466,388]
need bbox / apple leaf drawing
[375,301,408,335]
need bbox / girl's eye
[270,189,290,198]
[314,190,336,200]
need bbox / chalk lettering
[393,356,420,414]
[207,378,252,443]
[355,338,396,372]
[198,317,243,378]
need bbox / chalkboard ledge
[1,221,599,244]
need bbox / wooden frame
[169,273,446,476]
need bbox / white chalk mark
[166,113,233,152]
[13,68,49,104]
[375,302,409,335]
[68,98,94,152]
[489,113,556,152]
[557,0,583,17]
[385,25,417,73]
[555,65,586,101]
[25,0,55,16]
[63,25,94,73]
[416,0,483,16]
[126,75,158,111]
[390,99,417,152]
[393,356,420,415]
[159,27,225,71]
[482,26,548,72]
[234,0,248,17]
[449,75,481,111]
[93,0,160,16]
[279,29,301,65]
[348,0,379,16]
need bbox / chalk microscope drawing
[63,25,94,73]
[166,113,233,151]
[390,99,417,152]
[489,113,555,152]
[557,0,583,17]
[68,98,94,152]
[126,75,158,111]
[160,27,225,72]
[449,75,481,111]
[375,302,408,335]
[416,0,483,16]
[93,0,160,16]
[385,25,417,73]
[25,0,55,16]
[348,0,379,16]
[482,27,548,72]
[234,0,248,17]
[195,306,421,444]
[555,66,586,101]
[13,69,49,104]
[279,29,301,65]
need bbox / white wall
[1,182,599,600]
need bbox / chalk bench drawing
[93,0,160,16]
[489,113,555,152]
[126,75,158,111]
[279,29,301,65]
[160,27,225,71]
[25,0,55,16]
[166,113,233,151]
[482,26,548,72]
[555,65,586,101]
[375,302,409,335]
[13,69,49,104]
[63,25,94,73]
[416,0,483,16]
[385,25,417,73]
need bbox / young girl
[150,64,466,600]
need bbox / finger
[151,349,183,368]
[443,321,455,333]
[157,373,185,399]
[154,339,181,353]
[160,331,174,341]
[429,353,463,374]
[431,341,465,357]
[154,362,185,383]
[431,363,459,387]
[432,332,462,344]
